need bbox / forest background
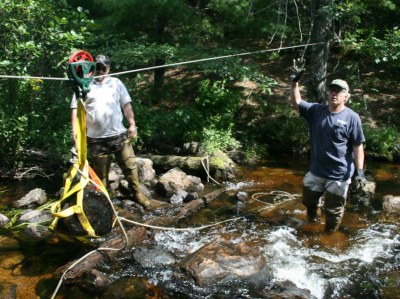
[0,0,399,177]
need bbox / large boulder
[136,158,156,184]
[180,236,271,287]
[108,159,156,194]
[155,167,204,197]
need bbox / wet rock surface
[348,175,376,206]
[180,236,271,287]
[155,167,204,197]
[1,157,399,299]
[133,246,177,268]
[0,213,9,227]
[382,195,400,214]
[12,188,47,208]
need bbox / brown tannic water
[0,157,399,299]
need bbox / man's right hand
[288,58,306,82]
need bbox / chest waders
[49,51,115,242]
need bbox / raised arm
[288,58,305,112]
[290,81,302,111]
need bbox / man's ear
[346,92,351,101]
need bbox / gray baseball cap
[329,79,349,92]
[95,55,111,67]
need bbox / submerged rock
[382,195,400,215]
[269,280,317,299]
[180,236,271,287]
[133,246,177,268]
[236,190,250,202]
[79,269,112,291]
[100,276,164,299]
[0,235,20,250]
[0,282,17,299]
[0,251,25,269]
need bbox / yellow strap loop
[50,98,111,240]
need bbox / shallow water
[0,157,399,298]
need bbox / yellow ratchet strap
[50,99,111,239]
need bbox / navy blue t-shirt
[299,101,365,180]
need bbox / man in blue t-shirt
[289,63,366,232]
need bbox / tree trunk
[308,0,333,103]
[152,15,167,103]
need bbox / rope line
[50,247,120,299]
[249,190,300,213]
[120,216,240,231]
[0,42,325,81]
[200,156,221,185]
[0,74,67,81]
[103,42,325,78]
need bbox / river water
[0,157,399,299]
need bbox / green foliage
[201,124,241,155]
[0,0,399,174]
[0,112,28,169]
[0,0,94,169]
[191,80,241,154]
[363,125,400,161]
[362,27,400,65]
[259,105,309,154]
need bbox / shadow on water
[0,156,399,298]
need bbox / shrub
[363,125,400,161]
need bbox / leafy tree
[0,0,94,171]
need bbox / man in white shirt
[71,55,151,209]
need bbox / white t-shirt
[71,77,132,138]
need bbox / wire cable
[0,42,326,81]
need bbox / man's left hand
[354,169,367,188]
[128,125,138,140]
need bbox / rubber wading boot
[302,187,324,222]
[90,155,111,188]
[324,192,346,232]
[116,141,151,209]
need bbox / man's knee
[324,192,346,232]
[89,154,110,186]
[117,141,137,170]
[302,187,323,207]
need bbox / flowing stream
[0,157,399,299]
